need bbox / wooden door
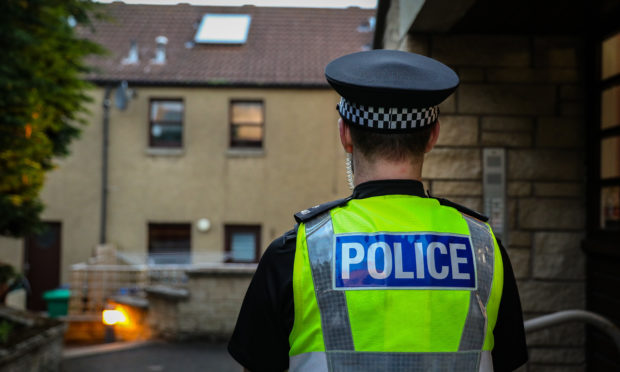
[24,222,61,311]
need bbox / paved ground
[61,341,241,372]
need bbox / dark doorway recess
[24,222,61,311]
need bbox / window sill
[226,148,265,158]
[145,148,185,157]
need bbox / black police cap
[326,49,459,108]
[325,50,459,132]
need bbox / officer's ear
[424,120,440,154]
[338,118,353,154]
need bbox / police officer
[228,50,528,372]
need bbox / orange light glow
[25,124,32,139]
[102,309,127,325]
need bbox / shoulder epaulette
[434,197,489,222]
[294,197,352,223]
[280,227,298,245]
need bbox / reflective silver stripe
[479,350,494,372]
[291,351,492,372]
[459,215,495,353]
[290,351,328,371]
[305,212,355,350]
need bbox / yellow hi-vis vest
[289,195,504,372]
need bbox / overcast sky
[95,0,377,8]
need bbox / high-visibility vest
[289,195,504,372]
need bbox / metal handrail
[524,309,620,353]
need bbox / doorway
[24,222,61,311]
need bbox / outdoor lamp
[102,309,127,325]
[102,307,127,343]
[196,218,211,232]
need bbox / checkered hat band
[338,97,439,130]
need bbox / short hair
[344,118,435,162]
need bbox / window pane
[151,123,183,145]
[231,232,256,262]
[148,224,191,264]
[602,86,620,130]
[150,100,183,148]
[151,101,183,121]
[232,102,263,124]
[233,124,263,142]
[601,186,620,229]
[230,101,264,148]
[602,32,620,80]
[601,137,620,179]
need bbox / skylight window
[194,14,252,44]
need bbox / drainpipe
[100,86,112,245]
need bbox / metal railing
[525,309,620,353]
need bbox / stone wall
[384,18,587,372]
[0,330,64,372]
[0,307,66,372]
[146,265,254,341]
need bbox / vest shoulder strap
[294,197,352,223]
[433,197,489,223]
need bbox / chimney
[122,40,139,65]
[152,36,168,64]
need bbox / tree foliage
[0,0,104,237]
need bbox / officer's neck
[353,154,423,185]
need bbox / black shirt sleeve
[227,228,297,372]
[492,240,528,371]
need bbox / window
[598,32,620,230]
[149,99,184,148]
[230,100,264,148]
[148,223,191,264]
[194,14,252,44]
[224,225,261,263]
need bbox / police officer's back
[228,50,528,372]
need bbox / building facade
[0,3,374,311]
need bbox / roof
[81,2,375,87]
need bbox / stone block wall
[387,31,587,371]
[146,266,254,341]
[0,329,64,372]
[0,308,65,372]
[179,267,253,340]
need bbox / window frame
[229,99,265,149]
[148,98,185,149]
[588,29,620,237]
[224,224,261,263]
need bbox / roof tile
[81,3,375,86]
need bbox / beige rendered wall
[0,237,22,270]
[105,87,348,260]
[0,87,349,284]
